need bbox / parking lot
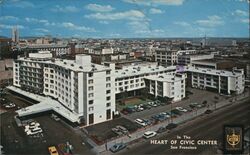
[122,87,227,121]
[85,117,140,145]
[0,92,94,155]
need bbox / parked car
[165,123,178,130]
[4,102,16,109]
[29,122,40,129]
[157,127,169,133]
[109,143,126,153]
[171,109,182,115]
[143,131,157,139]
[159,112,171,118]
[112,127,123,135]
[135,119,147,127]
[205,109,213,114]
[48,146,59,155]
[189,103,199,108]
[148,102,157,107]
[116,125,128,134]
[142,119,153,126]
[142,104,151,110]
[26,127,43,135]
[175,107,188,112]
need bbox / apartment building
[177,53,214,65]
[13,51,115,126]
[144,73,186,102]
[186,66,245,95]
[24,44,70,56]
[155,48,178,66]
[114,64,176,98]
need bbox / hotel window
[88,93,94,97]
[89,100,93,105]
[106,96,111,101]
[88,79,93,84]
[89,106,94,111]
[106,71,111,75]
[88,86,94,91]
[106,83,111,88]
[130,80,134,83]
[106,90,111,94]
[106,77,111,81]
[89,73,93,77]
[106,102,111,107]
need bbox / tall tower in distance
[12,26,19,43]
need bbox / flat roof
[9,86,79,122]
[114,64,176,78]
[185,66,243,77]
[192,58,233,63]
[145,73,185,82]
[18,57,109,72]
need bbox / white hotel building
[185,66,245,95]
[11,51,245,125]
[144,73,186,102]
[13,51,115,126]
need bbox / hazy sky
[0,0,249,38]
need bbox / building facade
[155,48,178,66]
[13,51,115,126]
[145,73,186,102]
[186,66,245,95]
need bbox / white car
[175,107,188,112]
[26,127,42,135]
[29,122,40,129]
[143,131,157,139]
[135,119,147,127]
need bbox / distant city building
[24,44,70,56]
[0,59,13,87]
[12,26,19,43]
[155,48,178,66]
[177,53,214,65]
[191,59,236,70]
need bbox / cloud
[240,18,249,23]
[85,4,114,12]
[0,16,19,21]
[7,1,35,8]
[123,0,185,6]
[61,22,96,32]
[0,24,24,29]
[174,21,190,26]
[195,15,224,27]
[35,28,49,33]
[149,8,164,14]
[232,9,248,16]
[235,0,250,3]
[85,10,145,21]
[25,17,49,24]
[51,5,79,13]
[99,21,109,24]
[128,20,164,35]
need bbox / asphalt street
[119,99,250,155]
